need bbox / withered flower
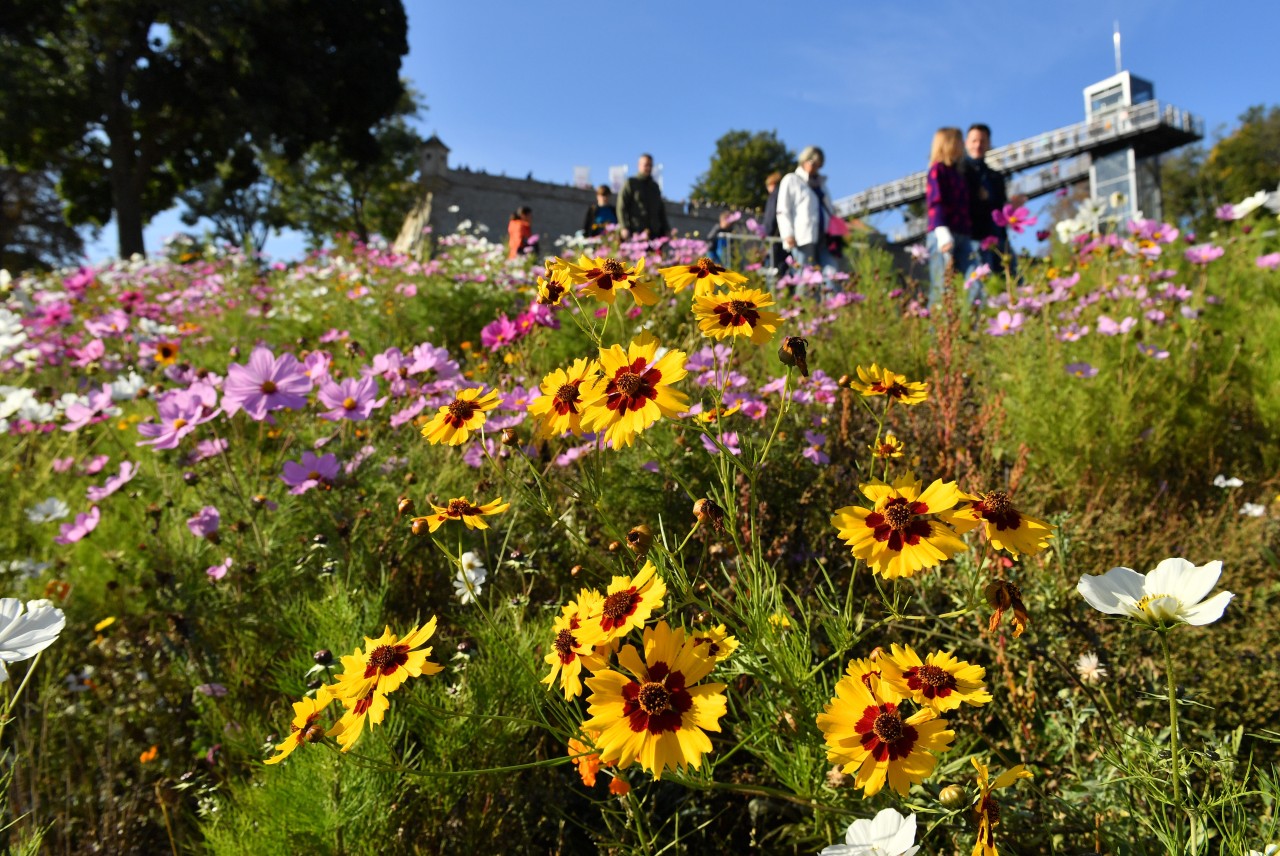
[985,579,1029,637]
[777,336,810,377]
[692,497,725,532]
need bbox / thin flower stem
[0,651,41,747]
[1160,630,1186,846]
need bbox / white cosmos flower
[1213,474,1243,488]
[453,556,487,605]
[1077,558,1233,628]
[1231,190,1270,220]
[1240,502,1267,518]
[820,808,919,856]
[25,498,70,524]
[0,598,67,682]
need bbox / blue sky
[85,0,1278,261]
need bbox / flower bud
[626,525,653,557]
[182,471,199,486]
[410,517,431,536]
[607,540,622,553]
[396,496,414,517]
[500,427,519,446]
[303,722,326,743]
[569,564,582,577]
[313,649,332,666]
[938,784,967,809]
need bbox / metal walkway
[834,99,1203,222]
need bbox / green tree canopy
[691,130,795,210]
[0,165,87,272]
[1162,105,1280,231]
[0,0,409,258]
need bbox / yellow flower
[153,341,180,366]
[326,687,391,752]
[690,624,739,663]
[849,364,929,405]
[692,286,782,345]
[658,256,748,294]
[816,663,954,797]
[871,433,905,459]
[580,561,666,647]
[768,612,792,630]
[581,332,688,449]
[527,358,605,438]
[264,695,333,765]
[420,386,501,446]
[878,644,992,713]
[941,491,1053,557]
[536,258,572,306]
[581,621,727,780]
[831,472,969,579]
[971,757,1033,856]
[694,402,741,424]
[412,496,510,533]
[564,255,658,306]
[543,588,607,700]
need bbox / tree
[691,131,795,210]
[0,0,409,257]
[0,165,86,272]
[177,145,287,256]
[1161,105,1280,231]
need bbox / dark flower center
[917,664,951,688]
[365,643,408,677]
[555,383,579,403]
[601,588,640,630]
[172,418,188,430]
[711,297,761,329]
[637,681,671,714]
[553,629,577,664]
[447,398,478,421]
[448,498,475,516]
[307,470,321,481]
[695,257,723,275]
[872,710,904,743]
[884,503,915,531]
[980,795,1001,825]
[978,491,1022,531]
[616,372,645,397]
[260,380,278,394]
[602,258,625,276]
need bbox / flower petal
[1077,567,1146,616]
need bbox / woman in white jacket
[777,146,837,290]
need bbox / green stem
[1160,631,1185,847]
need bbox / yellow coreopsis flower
[658,256,748,294]
[579,561,666,647]
[850,364,929,405]
[542,588,606,700]
[692,286,782,345]
[326,687,391,752]
[536,258,572,306]
[581,621,727,780]
[831,472,970,579]
[942,491,1054,557]
[816,661,954,797]
[690,624,740,663]
[871,433,905,459]
[527,358,604,438]
[565,255,658,306]
[878,644,992,713]
[420,386,501,446]
[263,695,333,765]
[971,757,1033,856]
[412,496,510,533]
[581,332,688,449]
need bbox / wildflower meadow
[3,203,1280,855]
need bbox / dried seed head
[693,497,725,532]
[626,525,653,556]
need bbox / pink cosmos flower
[280,451,339,495]
[187,438,228,463]
[71,339,105,368]
[980,236,1000,251]
[987,310,1024,336]
[700,432,741,456]
[62,385,118,432]
[80,455,110,475]
[206,558,232,581]
[136,387,218,449]
[480,314,521,351]
[303,351,333,383]
[187,506,221,539]
[221,347,312,420]
[54,506,100,545]
[86,461,137,502]
[389,396,428,428]
[1137,342,1170,360]
[317,376,385,421]
[1257,253,1280,270]
[83,309,130,338]
[1184,244,1225,265]
[992,204,1037,234]
[52,457,75,473]
[802,430,829,466]
[1065,362,1098,378]
[1214,204,1236,221]
[1096,315,1137,336]
[318,328,349,344]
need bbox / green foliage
[691,130,795,210]
[0,165,86,272]
[1162,104,1280,231]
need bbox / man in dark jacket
[618,154,671,239]
[959,123,1025,275]
[582,185,618,237]
[760,171,787,271]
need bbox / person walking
[760,171,788,272]
[958,123,1026,279]
[776,146,837,289]
[925,128,973,309]
[507,206,533,259]
[618,154,671,240]
[582,185,618,238]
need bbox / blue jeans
[927,231,975,310]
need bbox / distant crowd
[505,126,1021,307]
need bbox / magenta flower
[221,347,312,420]
[700,432,741,456]
[802,430,829,466]
[206,559,232,581]
[86,461,137,502]
[317,376,385,421]
[1065,362,1099,379]
[1137,342,1170,360]
[80,455,110,475]
[62,385,118,432]
[280,451,339,495]
[187,506,221,539]
[1257,253,1280,270]
[137,388,217,449]
[54,506,100,545]
[992,204,1037,234]
[480,314,521,352]
[986,310,1024,337]
[188,438,228,463]
[52,456,75,473]
[1096,315,1137,336]
[1214,204,1236,221]
[1184,244,1225,265]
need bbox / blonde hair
[929,127,963,167]
[798,145,825,167]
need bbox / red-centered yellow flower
[942,491,1053,557]
[527,358,604,438]
[658,256,748,294]
[412,496,510,533]
[263,695,334,765]
[326,686,390,752]
[972,757,1033,856]
[692,286,781,345]
[839,656,902,703]
[420,386,501,446]
[537,258,572,306]
[831,472,969,579]
[543,588,606,700]
[690,624,739,664]
[581,621,727,780]
[878,644,992,713]
[871,433,905,459]
[327,619,445,706]
[580,561,666,647]
[565,255,658,306]
[816,664,954,797]
[581,332,688,449]
[850,364,929,405]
